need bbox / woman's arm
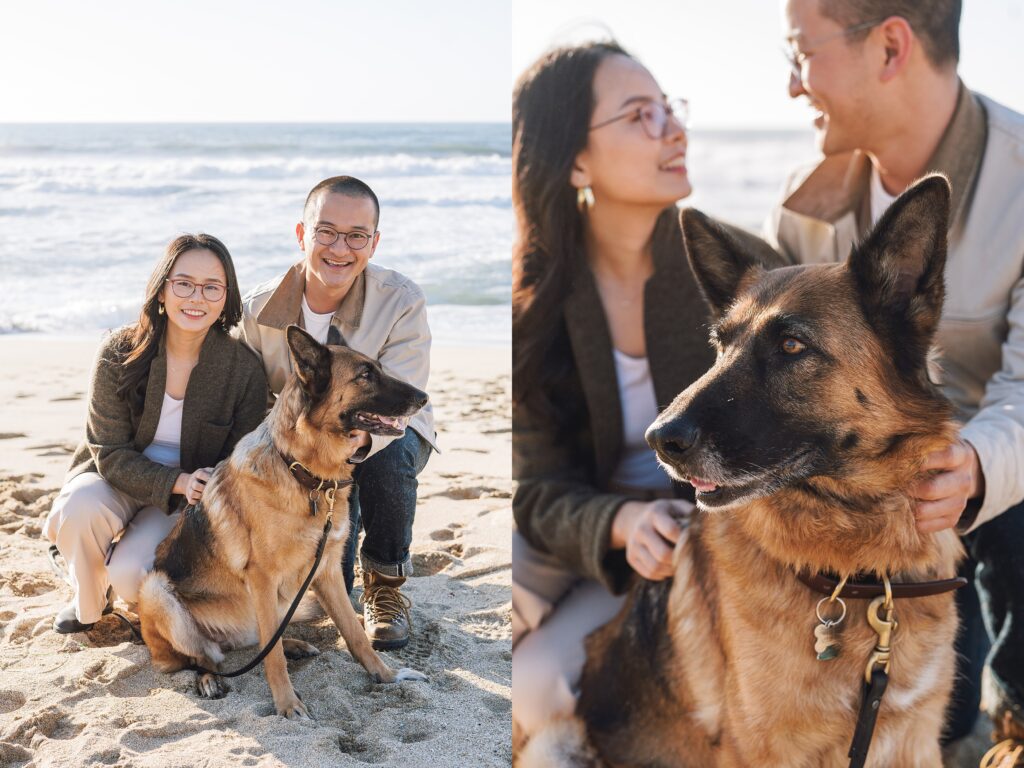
[84,337,182,512]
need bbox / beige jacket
[765,85,1024,533]
[238,262,437,459]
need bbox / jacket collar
[564,208,712,483]
[256,261,366,331]
[782,82,987,236]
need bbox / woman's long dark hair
[115,233,243,415]
[512,41,629,427]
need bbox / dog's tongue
[689,477,719,493]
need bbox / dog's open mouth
[686,476,762,509]
[354,411,406,436]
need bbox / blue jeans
[944,500,1024,741]
[342,428,432,593]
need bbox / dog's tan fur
[520,177,964,767]
[138,326,428,719]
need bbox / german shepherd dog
[138,326,428,719]
[520,176,964,767]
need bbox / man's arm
[354,284,431,461]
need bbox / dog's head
[282,325,428,439]
[648,175,953,513]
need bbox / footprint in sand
[49,393,84,402]
[0,689,27,715]
[410,550,458,576]
[0,433,27,440]
[337,733,387,764]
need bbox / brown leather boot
[360,570,412,650]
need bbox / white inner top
[301,293,335,344]
[610,349,672,491]
[869,164,898,226]
[143,392,183,468]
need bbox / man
[239,176,436,650]
[766,0,1024,760]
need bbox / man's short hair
[303,176,381,228]
[820,0,961,67]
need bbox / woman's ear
[570,152,591,190]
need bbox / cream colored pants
[511,530,625,739]
[44,472,180,624]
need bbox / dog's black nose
[646,417,701,463]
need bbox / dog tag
[308,491,319,517]
[814,595,847,661]
[814,622,840,660]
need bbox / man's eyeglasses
[783,19,883,75]
[165,278,227,302]
[313,226,376,250]
[589,98,689,140]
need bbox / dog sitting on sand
[138,325,428,719]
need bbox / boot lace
[981,739,1024,768]
[360,584,412,626]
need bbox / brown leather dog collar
[281,453,355,492]
[798,571,967,599]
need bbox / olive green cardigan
[513,210,781,593]
[65,326,269,513]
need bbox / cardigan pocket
[198,420,233,467]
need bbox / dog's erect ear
[680,208,763,317]
[847,174,949,372]
[286,325,332,400]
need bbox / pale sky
[514,0,1024,128]
[1,0,511,122]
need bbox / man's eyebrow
[315,221,371,232]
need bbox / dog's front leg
[248,570,309,719]
[313,559,426,684]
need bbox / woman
[511,41,718,739]
[44,234,268,634]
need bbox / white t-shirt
[609,349,672,491]
[869,165,898,226]
[301,294,335,344]
[143,393,183,467]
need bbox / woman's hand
[610,499,692,581]
[173,467,214,505]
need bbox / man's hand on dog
[174,468,214,505]
[912,438,984,533]
[611,499,691,581]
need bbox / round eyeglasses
[313,226,376,250]
[165,278,227,302]
[589,98,689,140]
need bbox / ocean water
[0,123,511,346]
[0,124,818,345]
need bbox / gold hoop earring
[158,303,165,315]
[576,186,594,213]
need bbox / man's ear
[680,208,762,317]
[286,325,331,400]
[847,174,949,376]
[296,221,307,252]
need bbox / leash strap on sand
[188,504,334,679]
[847,668,889,768]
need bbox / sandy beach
[0,335,511,768]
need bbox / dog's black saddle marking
[156,502,214,584]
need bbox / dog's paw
[282,638,320,660]
[394,667,428,683]
[278,696,312,720]
[196,673,228,699]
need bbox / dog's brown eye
[781,338,806,354]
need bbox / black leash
[848,669,889,768]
